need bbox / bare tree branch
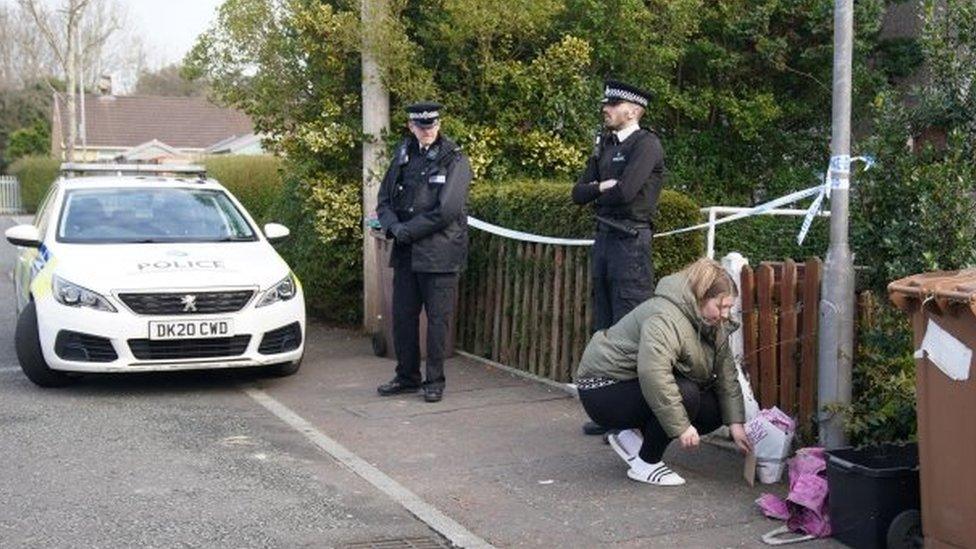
[17,0,67,67]
[15,0,103,161]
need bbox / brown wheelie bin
[888,269,976,549]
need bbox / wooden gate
[739,259,822,426]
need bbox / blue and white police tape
[796,154,875,245]
[470,184,825,245]
[467,154,875,248]
[466,217,595,246]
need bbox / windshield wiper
[213,236,254,242]
[117,236,252,243]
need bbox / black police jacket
[376,135,472,273]
[571,128,665,227]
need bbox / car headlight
[256,273,297,308]
[52,275,117,312]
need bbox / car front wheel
[15,301,74,387]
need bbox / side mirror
[263,223,290,243]
[5,224,41,248]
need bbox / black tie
[607,133,619,147]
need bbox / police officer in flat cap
[375,101,473,403]
[572,80,666,434]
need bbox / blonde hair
[683,257,738,305]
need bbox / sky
[126,0,224,67]
[0,0,224,92]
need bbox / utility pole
[361,0,390,333]
[818,0,855,448]
[64,4,78,163]
[77,28,87,159]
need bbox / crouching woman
[575,257,752,486]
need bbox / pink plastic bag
[756,493,790,521]
[761,407,796,436]
[757,447,832,540]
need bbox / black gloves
[389,223,411,244]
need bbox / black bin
[826,443,920,549]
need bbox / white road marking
[243,386,494,549]
[0,367,20,373]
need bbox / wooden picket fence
[455,230,830,395]
[739,260,878,434]
[455,231,591,382]
[455,231,872,434]
[739,259,822,428]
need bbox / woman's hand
[729,423,753,454]
[678,425,700,449]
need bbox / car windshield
[57,187,257,243]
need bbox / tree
[185,0,361,172]
[0,82,55,173]
[854,0,976,291]
[383,0,594,179]
[186,0,906,320]
[133,64,208,97]
[188,0,895,186]
[74,0,145,91]
[185,0,366,322]
[0,3,61,89]
[5,120,50,164]
[15,0,139,160]
[917,0,976,150]
[550,0,889,203]
[345,0,890,189]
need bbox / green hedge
[842,301,917,447]
[5,155,287,221]
[203,155,283,224]
[665,127,832,263]
[7,155,59,213]
[712,215,830,264]
[469,180,703,277]
[851,131,976,293]
[266,166,362,325]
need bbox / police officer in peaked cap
[375,102,473,403]
[572,80,666,434]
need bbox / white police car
[5,164,305,386]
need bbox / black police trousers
[392,266,457,389]
[591,226,654,331]
[579,376,724,463]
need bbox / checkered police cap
[602,80,651,107]
[406,101,442,127]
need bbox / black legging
[579,376,724,463]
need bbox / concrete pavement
[252,325,844,548]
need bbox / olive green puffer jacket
[575,271,746,437]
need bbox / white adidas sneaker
[626,461,686,486]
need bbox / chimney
[97,74,113,95]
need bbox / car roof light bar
[60,163,208,178]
